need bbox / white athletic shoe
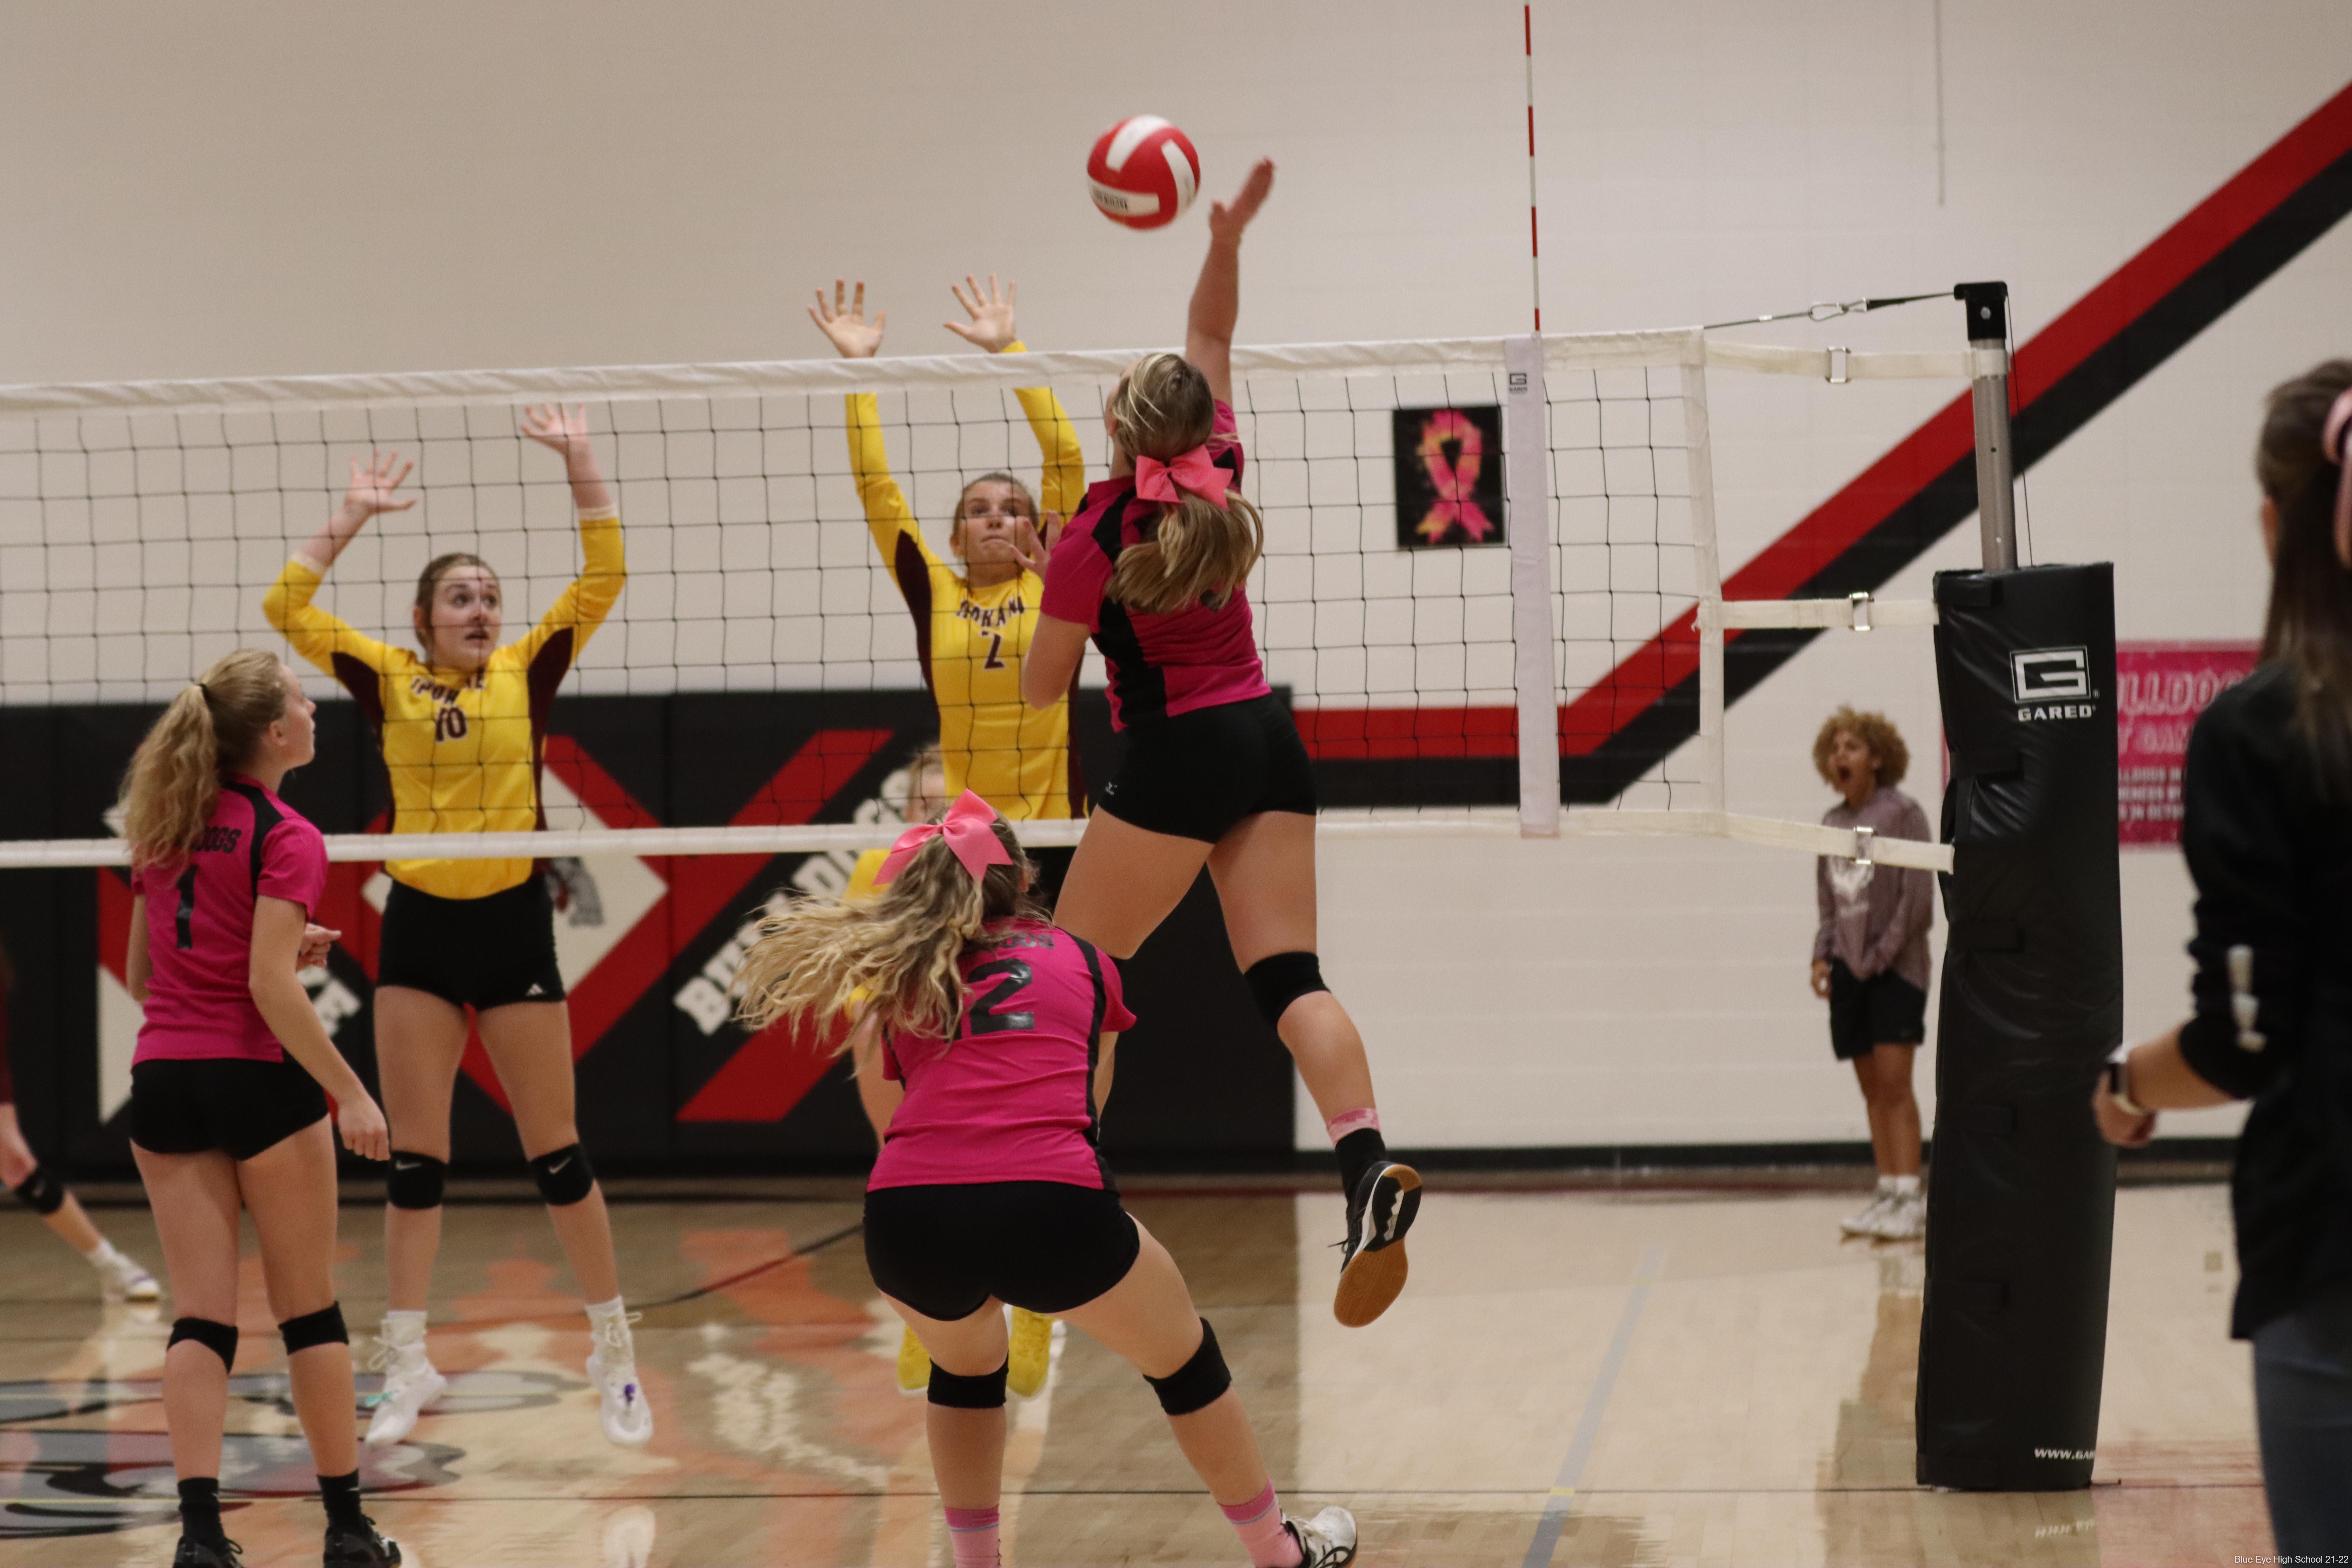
[1284,1505,1359,1568]
[586,1310,653,1448]
[1870,1192,1927,1242]
[1840,1192,1894,1237]
[92,1247,160,1303]
[366,1334,447,1447]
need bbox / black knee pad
[1144,1317,1232,1416]
[278,1302,348,1355]
[927,1359,1009,1410]
[9,1163,65,1217]
[385,1151,446,1211]
[529,1143,595,1207]
[1244,952,1328,1028]
[168,1316,239,1373]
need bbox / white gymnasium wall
[6,1,2343,1149]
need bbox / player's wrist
[2104,1044,2149,1117]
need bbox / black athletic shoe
[173,1538,244,1568]
[1334,1160,1422,1326]
[323,1516,402,1568]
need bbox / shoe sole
[1334,1166,1422,1327]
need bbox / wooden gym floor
[0,1174,2269,1566]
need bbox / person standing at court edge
[1809,708,1934,1242]
[2094,359,2352,1556]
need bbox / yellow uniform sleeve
[1005,341,1086,519]
[846,393,945,574]
[509,508,627,666]
[261,556,401,677]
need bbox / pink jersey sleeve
[1097,949,1138,1033]
[258,816,327,916]
[1210,399,1245,484]
[1040,522,1114,632]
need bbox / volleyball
[1087,116,1200,230]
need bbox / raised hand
[1010,510,1063,578]
[1207,158,1275,245]
[340,449,417,524]
[519,403,592,457]
[811,278,885,359]
[944,273,1019,353]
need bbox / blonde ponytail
[734,817,1038,1047]
[119,648,288,871]
[1106,352,1264,615]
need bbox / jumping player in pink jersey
[735,791,1358,1568]
[1015,160,1420,1328]
[118,648,400,1568]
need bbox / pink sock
[1221,1480,1299,1568]
[1325,1107,1381,1142]
[943,1505,1000,1568]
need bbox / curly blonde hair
[1812,706,1910,789]
[733,814,1041,1048]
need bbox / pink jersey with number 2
[133,777,327,1065]
[871,920,1137,1191]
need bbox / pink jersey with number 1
[872,920,1137,1191]
[132,777,327,1065]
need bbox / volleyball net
[0,327,1980,873]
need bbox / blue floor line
[1521,1243,1669,1568]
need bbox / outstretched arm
[512,405,625,661]
[813,278,938,575]
[520,402,614,515]
[948,273,1090,519]
[293,450,415,572]
[1186,158,1275,406]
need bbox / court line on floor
[1521,1242,1668,1568]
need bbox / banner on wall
[2115,642,2260,847]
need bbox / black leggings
[864,1181,1141,1322]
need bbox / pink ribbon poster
[1393,405,1505,548]
[2116,641,2260,847]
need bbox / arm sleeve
[1863,802,1935,973]
[1005,343,1087,519]
[258,819,329,918]
[509,508,627,666]
[1099,950,1139,1033]
[1039,526,1113,633]
[847,393,942,574]
[261,557,399,678]
[2176,699,2306,1100]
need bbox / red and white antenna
[1524,4,1542,332]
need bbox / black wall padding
[1916,564,2124,1491]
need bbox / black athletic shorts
[1828,959,1928,1061]
[131,1054,330,1162]
[378,874,566,1011]
[1096,694,1317,843]
[863,1180,1142,1322]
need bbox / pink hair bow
[2324,386,2352,569]
[1133,445,1231,511]
[874,789,1013,886]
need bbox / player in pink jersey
[118,648,400,1568]
[735,792,1358,1568]
[0,938,161,1302]
[1018,160,1420,1329]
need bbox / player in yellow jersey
[262,409,653,1452]
[812,277,1085,1401]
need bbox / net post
[1957,281,2018,570]
[1504,334,1560,837]
[1682,340,1726,815]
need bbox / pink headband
[874,789,1013,886]
[2324,386,2352,569]
[1133,445,1231,512]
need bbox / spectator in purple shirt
[1810,707,1935,1242]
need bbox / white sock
[82,1236,119,1264]
[380,1309,428,1350]
[1876,1175,1898,1196]
[1890,1175,1921,1198]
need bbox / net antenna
[0,307,2003,875]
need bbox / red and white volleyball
[1087,117,1200,230]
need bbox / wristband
[2104,1045,2148,1118]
